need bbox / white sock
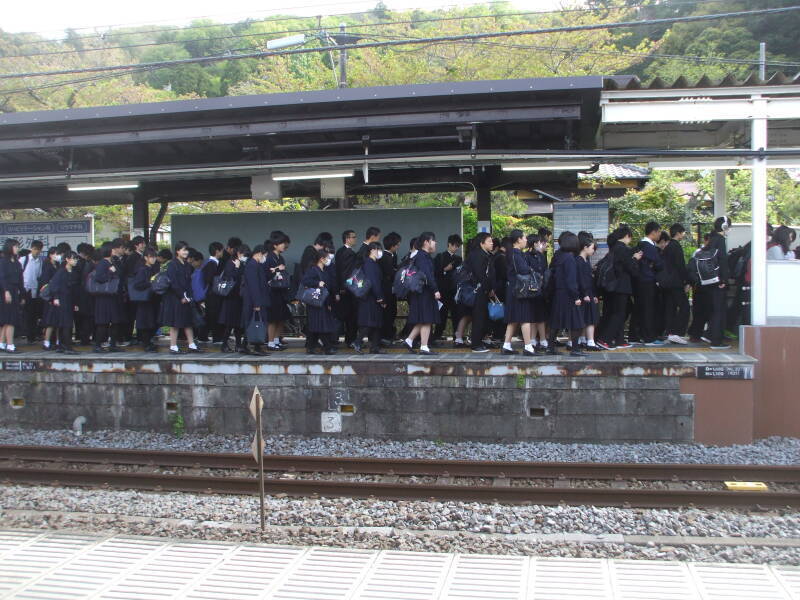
[420,345,430,352]
[43,340,50,348]
[0,343,6,350]
[272,338,280,345]
[524,344,534,353]
[405,338,414,347]
[578,336,586,345]
[188,343,198,350]
[540,340,548,348]
[566,341,572,348]
[503,342,512,351]
[7,344,15,352]
[587,339,596,347]
[170,345,179,352]
[455,337,463,344]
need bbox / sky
[3,0,569,36]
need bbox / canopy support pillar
[750,96,768,326]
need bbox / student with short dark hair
[547,232,586,356]
[160,241,201,354]
[39,247,61,351]
[701,216,732,349]
[379,232,401,342]
[502,230,535,356]
[218,245,247,354]
[131,248,159,352]
[662,224,690,344]
[355,242,386,354]
[356,226,381,264]
[465,232,496,353]
[241,244,270,356]
[265,231,291,351]
[45,251,80,354]
[596,226,643,350]
[301,249,339,355]
[199,241,224,345]
[93,243,124,353]
[635,221,665,346]
[433,234,463,343]
[335,230,359,346]
[576,236,600,351]
[402,232,440,355]
[75,243,95,346]
[21,240,44,343]
[525,234,549,352]
[0,239,24,353]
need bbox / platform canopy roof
[0,73,799,209]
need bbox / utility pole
[759,42,766,80]
[338,23,348,88]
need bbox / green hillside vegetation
[1,1,799,235]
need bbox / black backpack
[594,254,617,293]
[693,248,720,286]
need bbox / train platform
[0,528,797,599]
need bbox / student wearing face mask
[160,241,201,355]
[355,242,387,354]
[39,247,61,351]
[47,251,80,354]
[301,249,339,355]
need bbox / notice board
[0,218,94,250]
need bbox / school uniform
[576,255,599,326]
[433,250,461,340]
[21,252,43,340]
[301,264,339,351]
[93,259,124,325]
[0,256,24,329]
[217,259,244,329]
[241,257,270,330]
[465,247,495,349]
[504,248,534,324]
[490,251,508,340]
[356,257,385,351]
[662,239,689,337]
[525,251,549,323]
[634,238,664,343]
[407,250,440,326]
[265,252,291,323]
[159,259,193,328]
[335,244,358,344]
[378,249,398,340]
[549,252,584,331]
[597,241,639,347]
[39,261,59,328]
[122,252,143,342]
[131,263,158,345]
[47,268,79,349]
[200,256,223,342]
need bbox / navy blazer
[413,250,439,293]
[243,258,269,308]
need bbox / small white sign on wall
[321,411,342,433]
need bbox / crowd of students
[0,215,762,355]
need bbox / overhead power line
[1,0,736,50]
[2,5,799,81]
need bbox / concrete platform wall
[0,354,757,444]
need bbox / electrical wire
[2,5,798,81]
[2,0,737,50]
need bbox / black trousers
[433,292,457,339]
[23,295,43,340]
[381,295,398,340]
[706,285,726,345]
[306,331,335,350]
[337,293,358,344]
[634,280,657,343]
[688,286,710,339]
[470,290,490,348]
[357,326,381,351]
[94,323,120,348]
[599,292,629,346]
[663,287,690,337]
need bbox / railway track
[2,445,799,509]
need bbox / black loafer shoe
[547,347,562,356]
[169,348,184,355]
[523,349,536,356]
[187,347,202,353]
[404,340,416,354]
[419,349,437,355]
[501,348,518,355]
[325,348,338,355]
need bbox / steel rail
[1,466,799,509]
[1,445,799,483]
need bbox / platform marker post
[249,386,266,532]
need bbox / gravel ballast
[1,427,799,465]
[1,485,799,564]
